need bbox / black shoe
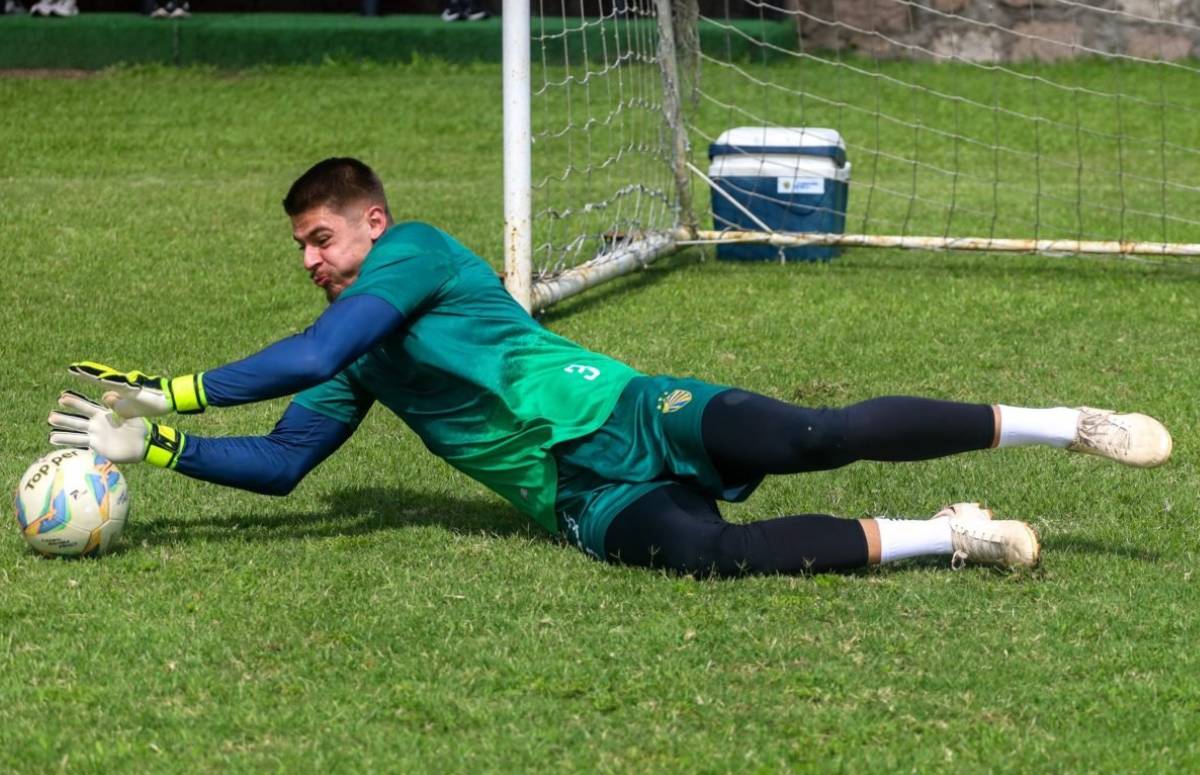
[464,0,489,20]
[151,1,188,17]
[441,0,465,21]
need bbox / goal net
[504,0,1200,311]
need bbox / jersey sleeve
[201,294,404,407]
[173,402,356,496]
[338,246,458,318]
[293,367,376,428]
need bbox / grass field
[2,61,1199,772]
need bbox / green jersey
[294,222,640,532]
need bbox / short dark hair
[283,157,392,219]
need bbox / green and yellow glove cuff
[143,421,187,469]
[166,373,207,414]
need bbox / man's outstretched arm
[48,395,355,496]
[174,402,356,495]
[69,293,404,417]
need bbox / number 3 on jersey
[564,364,600,381]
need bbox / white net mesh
[688,0,1200,261]
[531,0,681,284]
[527,0,1200,299]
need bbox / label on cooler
[777,177,826,195]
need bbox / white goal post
[503,0,692,313]
[504,0,1200,313]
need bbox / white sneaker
[931,502,993,523]
[1068,407,1172,468]
[29,0,52,15]
[936,503,1040,569]
[48,0,76,16]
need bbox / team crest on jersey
[657,389,693,414]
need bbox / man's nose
[302,246,321,270]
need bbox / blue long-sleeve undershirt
[173,402,354,495]
[168,293,402,494]
[201,294,405,407]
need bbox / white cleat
[931,502,994,523]
[1068,407,1172,468]
[934,503,1040,569]
[48,0,77,16]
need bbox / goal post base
[531,232,680,313]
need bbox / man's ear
[365,204,389,240]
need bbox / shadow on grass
[832,249,1200,281]
[1045,534,1162,563]
[134,485,543,546]
[536,249,1199,328]
[129,485,1161,573]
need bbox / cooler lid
[708,127,846,166]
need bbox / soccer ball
[13,449,130,557]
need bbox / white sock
[995,405,1079,448]
[875,517,953,564]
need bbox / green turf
[2,61,1199,772]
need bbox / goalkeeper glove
[68,361,206,418]
[48,390,187,469]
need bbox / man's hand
[48,390,187,469]
[68,361,206,417]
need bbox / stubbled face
[291,202,388,302]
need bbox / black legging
[603,392,995,576]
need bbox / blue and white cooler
[708,127,850,261]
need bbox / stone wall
[792,0,1199,62]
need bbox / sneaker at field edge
[440,0,465,21]
[1068,407,1172,468]
[149,1,169,17]
[465,2,490,21]
[28,0,51,15]
[938,503,1040,569]
[168,1,190,18]
[4,0,28,14]
[47,0,76,16]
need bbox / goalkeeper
[48,158,1173,575]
